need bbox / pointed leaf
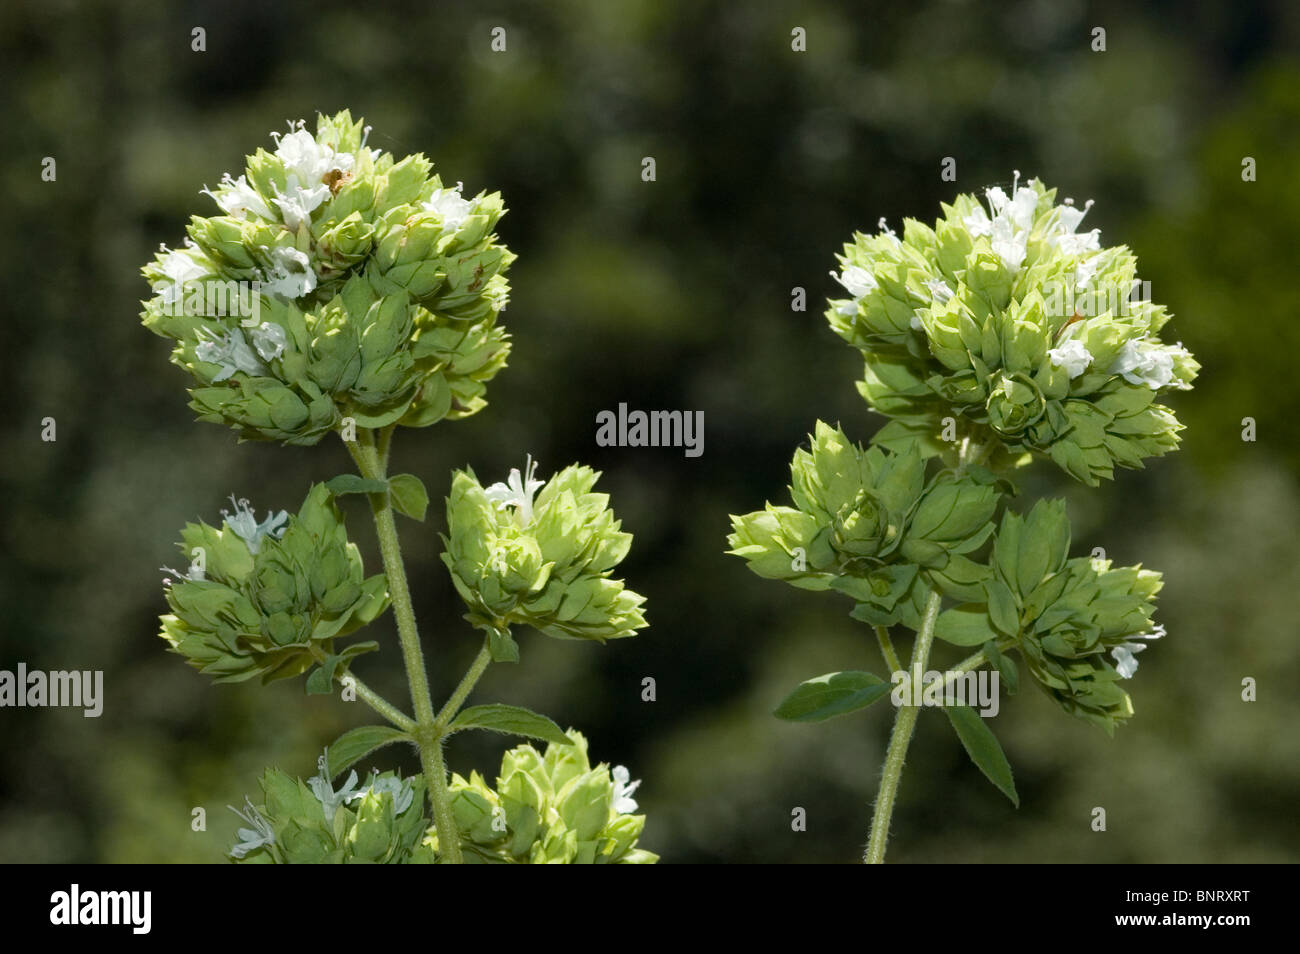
[449,704,573,746]
[943,703,1019,806]
[773,671,891,723]
[389,473,429,522]
[326,725,412,778]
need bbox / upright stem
[864,589,942,864]
[347,431,463,863]
[874,625,903,675]
[863,435,986,864]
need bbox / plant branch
[874,625,903,675]
[434,639,494,733]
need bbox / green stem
[346,430,462,863]
[864,588,942,864]
[434,640,493,733]
[874,625,903,675]
[349,675,417,734]
[940,638,1016,693]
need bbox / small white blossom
[228,797,275,859]
[347,772,415,815]
[611,765,641,815]
[925,278,954,305]
[422,181,475,232]
[194,326,266,381]
[271,121,356,184]
[1048,338,1093,379]
[153,246,208,305]
[484,455,545,525]
[272,176,331,231]
[832,265,877,299]
[201,173,274,220]
[1050,198,1101,255]
[221,495,289,554]
[262,246,317,300]
[966,172,1037,272]
[1110,338,1179,389]
[250,321,287,361]
[308,752,361,826]
[1111,624,1166,679]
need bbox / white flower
[1110,338,1177,389]
[1050,197,1101,255]
[422,181,474,232]
[201,173,274,220]
[221,495,289,554]
[272,176,331,230]
[910,314,925,331]
[153,246,208,305]
[308,752,360,826]
[1048,338,1093,379]
[346,772,415,815]
[1074,256,1100,289]
[966,172,1037,272]
[228,797,275,859]
[484,455,545,525]
[1111,624,1166,679]
[611,765,641,815]
[194,326,266,381]
[271,121,355,184]
[925,278,954,305]
[250,321,287,361]
[158,562,204,585]
[262,246,317,300]
[832,265,877,299]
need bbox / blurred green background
[2,0,1298,863]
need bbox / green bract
[140,110,513,445]
[827,176,1199,485]
[726,421,1001,624]
[159,484,388,684]
[419,731,657,864]
[441,457,648,656]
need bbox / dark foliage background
[2,0,1297,863]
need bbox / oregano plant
[142,111,655,864]
[727,174,1198,862]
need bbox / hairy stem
[339,669,417,733]
[347,431,462,863]
[864,588,942,864]
[434,640,494,733]
[874,625,903,675]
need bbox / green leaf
[449,704,573,746]
[934,604,999,646]
[389,473,429,522]
[942,704,1019,806]
[326,474,389,496]
[326,725,412,778]
[305,654,342,695]
[773,671,892,723]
